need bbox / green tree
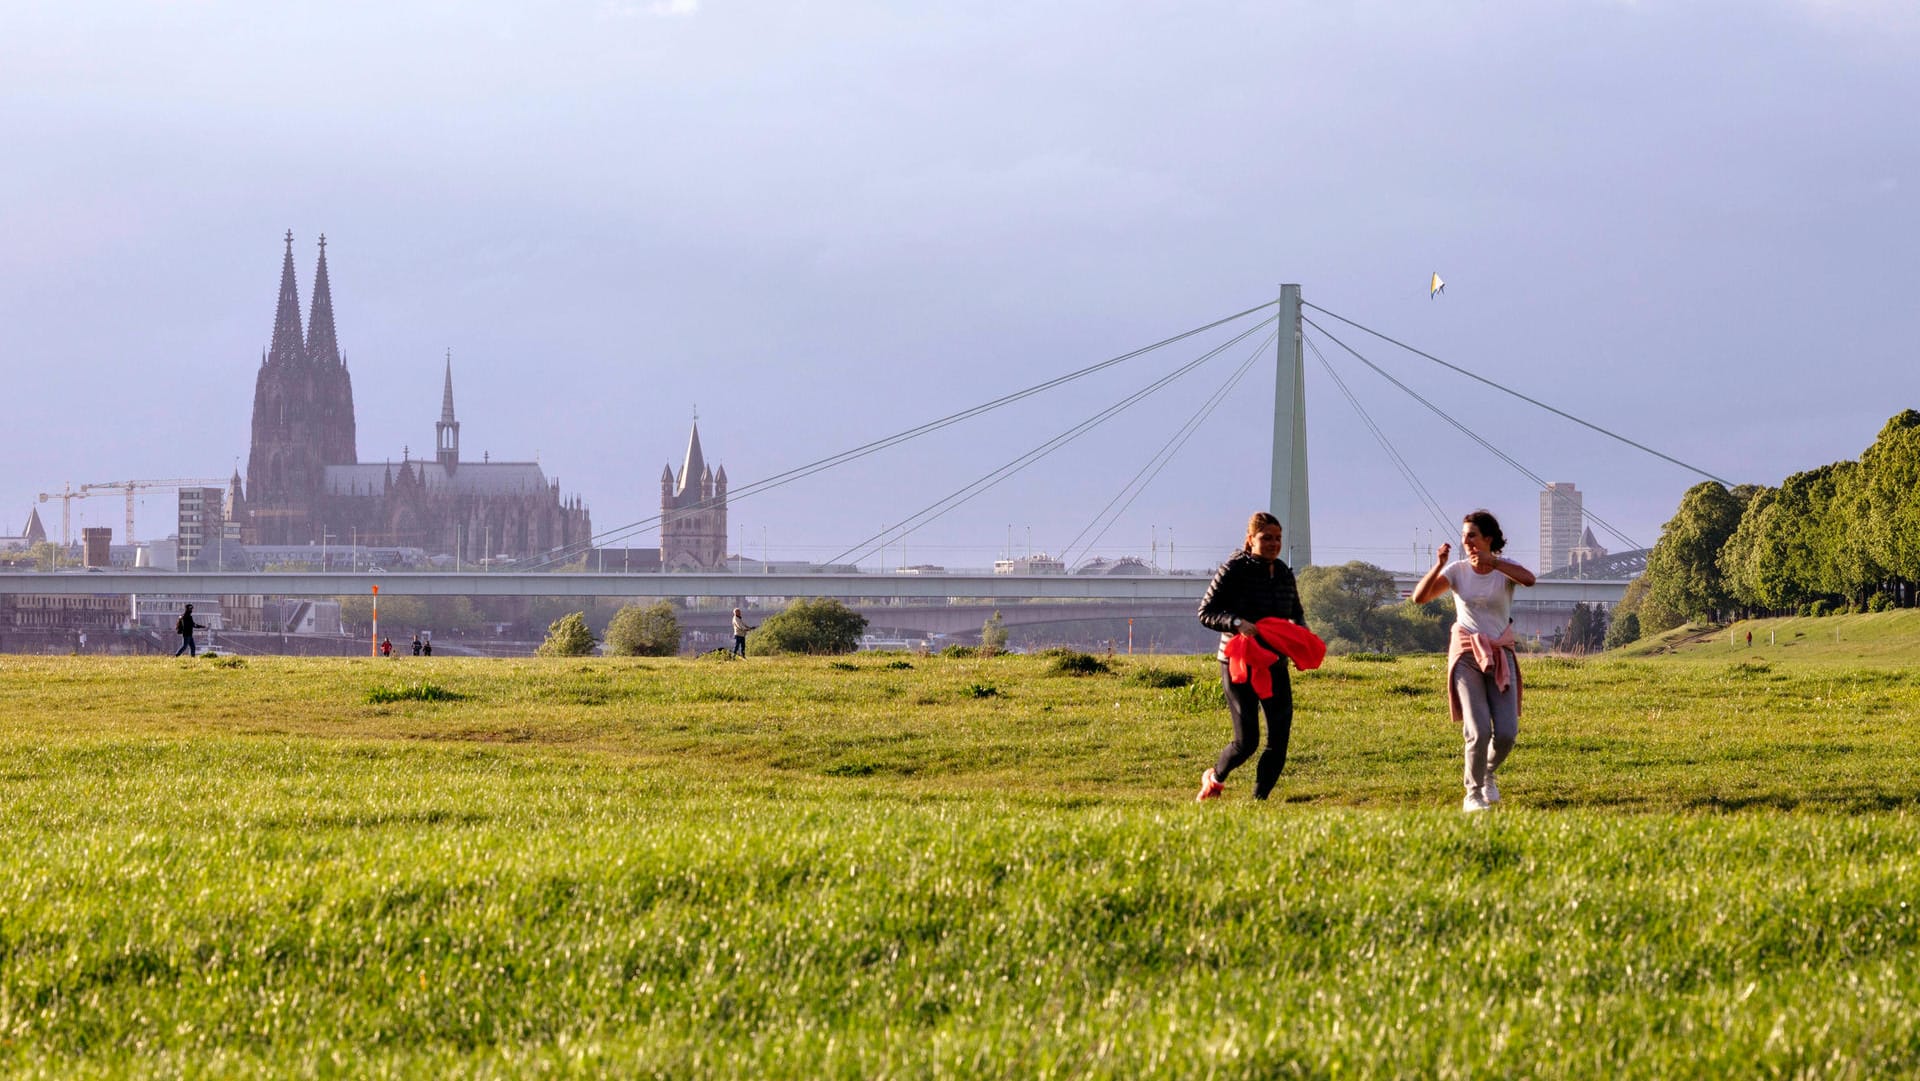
[1644,482,1751,623]
[753,598,868,655]
[1298,561,1400,653]
[1615,573,1683,636]
[1859,410,1920,605]
[604,601,681,657]
[536,611,597,656]
[339,594,428,630]
[427,595,486,634]
[1386,598,1450,652]
[27,541,71,572]
[980,610,1009,654]
[1602,610,1641,649]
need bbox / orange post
[371,584,380,657]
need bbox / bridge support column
[1270,283,1311,568]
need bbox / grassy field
[2,633,1917,1077]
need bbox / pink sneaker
[1196,768,1225,802]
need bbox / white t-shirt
[1441,560,1517,635]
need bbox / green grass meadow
[4,622,1919,1077]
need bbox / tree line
[1624,409,1920,631]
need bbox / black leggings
[1214,659,1293,799]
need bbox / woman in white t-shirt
[1411,510,1536,812]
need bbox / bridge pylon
[1270,283,1311,568]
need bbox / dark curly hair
[1463,509,1505,553]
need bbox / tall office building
[1539,482,1584,576]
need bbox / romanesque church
[238,233,593,561]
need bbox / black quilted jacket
[1197,550,1306,635]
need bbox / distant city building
[1539,482,1584,577]
[237,232,592,560]
[659,422,729,571]
[0,508,47,552]
[81,527,112,568]
[1073,556,1154,576]
[1563,526,1608,577]
[994,554,1066,575]
[177,486,227,570]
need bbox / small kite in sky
[1430,273,1445,298]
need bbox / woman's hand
[1435,542,1451,566]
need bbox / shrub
[1809,600,1833,618]
[604,601,681,657]
[1126,667,1194,689]
[1870,593,1896,613]
[981,611,1009,654]
[753,598,868,655]
[536,612,598,657]
[1346,652,1396,663]
[367,681,462,704]
[940,645,979,658]
[1047,652,1110,677]
[964,683,999,699]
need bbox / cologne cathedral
[238,233,593,560]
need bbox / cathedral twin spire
[263,230,347,370]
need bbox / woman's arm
[1495,557,1536,588]
[1197,560,1243,634]
[1411,542,1453,604]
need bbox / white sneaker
[1484,776,1501,804]
[1463,793,1490,813]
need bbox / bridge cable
[824,314,1282,567]
[511,299,1281,571]
[1302,301,1732,486]
[1058,329,1276,567]
[1304,317,1643,551]
[1301,331,1453,535]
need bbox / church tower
[660,419,728,570]
[244,232,359,544]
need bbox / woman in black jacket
[1194,511,1307,801]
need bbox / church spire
[306,233,341,367]
[440,349,457,423]
[436,349,461,470]
[267,229,305,367]
[677,414,706,497]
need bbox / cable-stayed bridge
[5,284,1723,618]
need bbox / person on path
[411,634,422,656]
[1746,630,1752,648]
[1195,511,1309,802]
[174,604,206,657]
[731,608,753,657]
[421,637,432,657]
[1412,510,1536,812]
[381,637,393,658]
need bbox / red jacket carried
[1222,617,1326,698]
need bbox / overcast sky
[4,1,1915,572]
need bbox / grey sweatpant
[1450,652,1518,798]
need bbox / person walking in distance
[1412,510,1536,812]
[411,633,422,656]
[381,637,393,658]
[731,608,754,657]
[1195,512,1310,802]
[173,604,206,657]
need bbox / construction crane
[79,478,228,545]
[35,483,105,548]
